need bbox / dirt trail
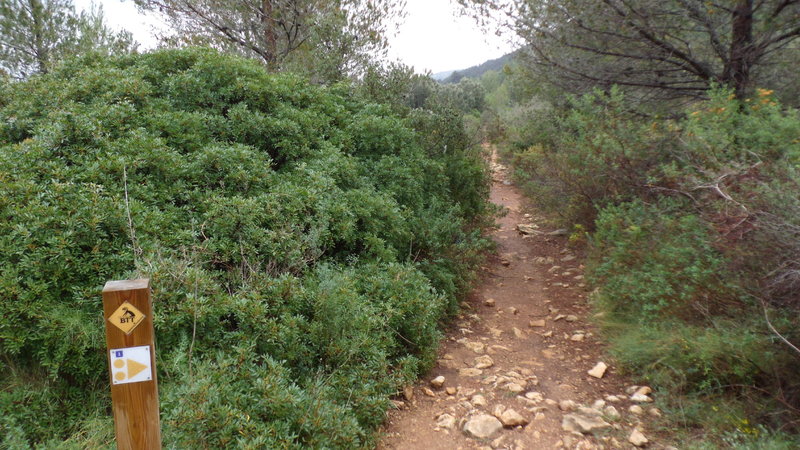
[378,156,670,449]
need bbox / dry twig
[760,297,800,357]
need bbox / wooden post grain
[102,279,162,450]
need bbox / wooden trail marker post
[102,279,162,449]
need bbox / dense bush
[509,87,678,228]
[503,87,800,440]
[588,199,776,395]
[590,199,726,319]
[0,48,491,447]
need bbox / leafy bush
[0,48,491,447]
[589,199,773,393]
[509,87,675,228]
[590,199,726,318]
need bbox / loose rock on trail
[378,154,673,449]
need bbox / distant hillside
[432,70,455,81]
[442,51,519,83]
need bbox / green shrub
[510,87,674,227]
[589,199,726,318]
[588,199,776,395]
[0,48,491,447]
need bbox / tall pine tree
[0,0,136,78]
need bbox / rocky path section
[378,158,674,449]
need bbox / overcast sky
[386,0,514,74]
[72,0,514,74]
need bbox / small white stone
[436,413,456,429]
[558,400,577,411]
[499,409,529,427]
[491,435,506,449]
[459,368,483,377]
[529,319,546,327]
[463,414,503,439]
[505,383,525,394]
[629,428,649,447]
[561,412,610,433]
[471,394,488,407]
[635,386,652,396]
[630,393,653,403]
[524,392,544,403]
[488,345,511,354]
[474,355,495,370]
[604,405,621,421]
[430,376,445,388]
[464,341,486,354]
[587,362,608,379]
[629,405,644,415]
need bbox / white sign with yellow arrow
[109,345,153,385]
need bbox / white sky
[385,0,514,74]
[73,0,514,74]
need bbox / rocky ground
[378,157,676,450]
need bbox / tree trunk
[261,0,277,66]
[28,0,48,74]
[724,0,755,99]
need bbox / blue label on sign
[115,351,123,357]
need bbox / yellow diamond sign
[108,301,146,335]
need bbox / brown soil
[377,156,668,449]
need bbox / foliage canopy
[459,0,800,102]
[0,0,136,78]
[133,0,406,82]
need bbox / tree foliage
[0,0,136,78]
[133,0,405,82]
[458,0,800,102]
